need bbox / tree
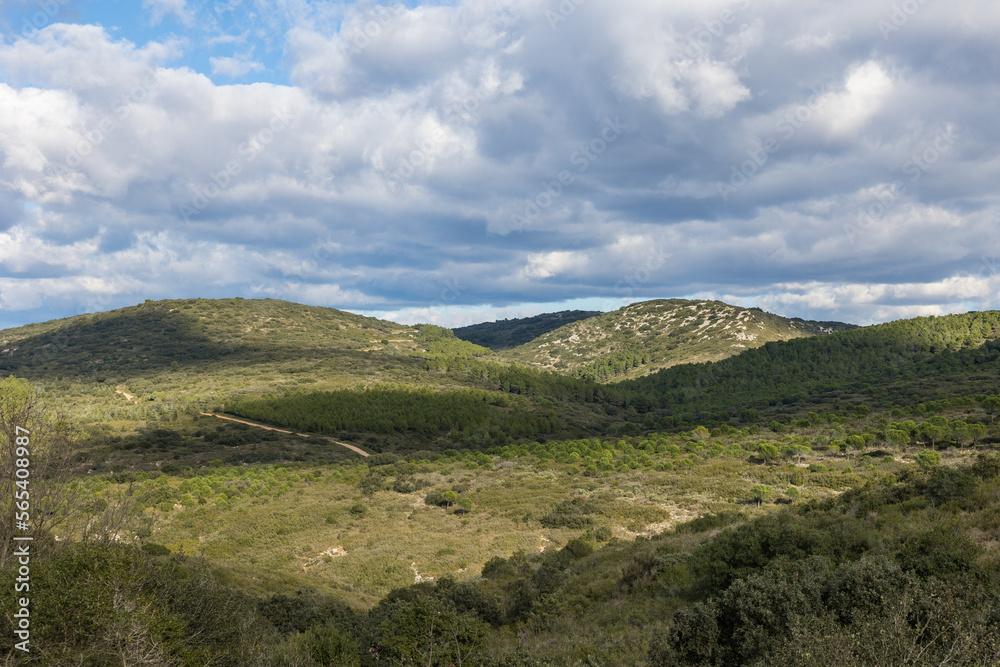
[845,435,866,458]
[919,423,946,448]
[980,396,1000,424]
[886,429,909,451]
[750,484,772,506]
[951,421,972,449]
[757,443,780,464]
[0,377,117,566]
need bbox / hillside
[452,310,601,350]
[501,299,856,382]
[0,298,629,463]
[0,297,499,409]
[4,301,1000,664]
[623,309,1000,424]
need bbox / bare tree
[1,377,144,567]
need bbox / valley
[0,297,998,665]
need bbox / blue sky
[1,0,999,331]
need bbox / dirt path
[198,412,370,457]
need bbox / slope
[0,298,491,427]
[622,309,1000,422]
[501,299,856,382]
[452,310,601,350]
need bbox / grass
[79,420,967,610]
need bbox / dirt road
[198,412,370,457]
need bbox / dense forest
[452,311,601,350]
[623,311,1000,418]
[227,386,561,446]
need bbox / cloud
[142,0,193,27]
[786,30,849,52]
[210,55,265,78]
[0,0,999,330]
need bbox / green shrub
[915,450,942,468]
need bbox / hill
[4,301,1000,664]
[452,310,601,350]
[623,309,1000,425]
[500,299,856,382]
[0,298,628,465]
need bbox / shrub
[593,526,613,542]
[925,467,977,506]
[915,450,942,469]
[563,537,595,559]
[539,498,601,529]
[972,453,1000,480]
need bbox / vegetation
[228,386,560,450]
[501,299,855,382]
[453,310,601,350]
[2,298,1000,664]
[623,310,1000,419]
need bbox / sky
[0,0,999,331]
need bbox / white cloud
[142,0,193,27]
[210,55,265,78]
[0,1,999,328]
[818,60,895,136]
[522,251,587,280]
[786,30,849,52]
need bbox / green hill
[452,310,601,350]
[0,298,627,466]
[623,310,1000,423]
[500,299,856,382]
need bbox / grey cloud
[1,0,999,328]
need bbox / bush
[482,556,514,580]
[563,537,595,559]
[925,467,977,506]
[972,453,1000,479]
[915,450,942,468]
[593,525,613,542]
[675,512,744,534]
[539,498,601,529]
